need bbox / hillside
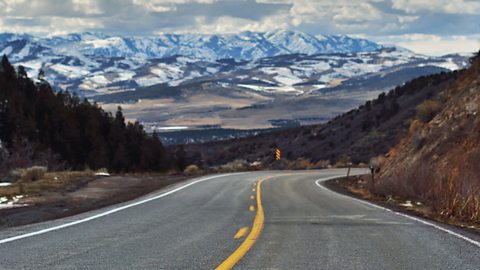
[0,56,175,176]
[376,51,480,223]
[182,69,462,168]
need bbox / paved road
[0,169,479,269]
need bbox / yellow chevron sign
[275,148,281,160]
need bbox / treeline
[0,55,175,173]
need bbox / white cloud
[49,17,104,35]
[0,17,103,35]
[256,0,385,25]
[375,34,480,55]
[72,0,102,15]
[397,15,418,24]
[392,0,480,15]
[281,0,389,34]
[158,13,291,34]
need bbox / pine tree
[0,55,172,174]
[1,55,15,80]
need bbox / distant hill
[181,68,462,168]
[376,51,480,223]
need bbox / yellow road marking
[250,195,254,200]
[234,227,249,239]
[249,205,255,212]
[215,178,267,270]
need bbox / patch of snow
[238,84,303,94]
[50,64,90,79]
[114,70,136,82]
[89,75,109,85]
[260,67,303,86]
[15,43,32,60]
[274,75,303,86]
[0,183,12,187]
[206,67,219,74]
[432,59,461,71]
[135,76,168,87]
[400,200,413,207]
[236,75,248,80]
[0,195,26,209]
[238,84,267,92]
[85,37,124,49]
[21,60,43,78]
[176,56,198,64]
[0,46,13,56]
[150,63,184,82]
[169,70,202,86]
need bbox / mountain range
[0,30,470,132]
[0,30,383,61]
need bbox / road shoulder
[0,174,190,229]
[324,175,480,240]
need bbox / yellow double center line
[215,178,267,270]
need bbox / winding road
[1,169,479,269]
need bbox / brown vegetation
[0,169,95,198]
[377,51,480,224]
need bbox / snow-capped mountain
[0,30,467,97]
[0,30,384,62]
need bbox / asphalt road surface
[1,169,479,269]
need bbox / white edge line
[0,172,247,245]
[314,176,480,248]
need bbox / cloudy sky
[0,0,479,55]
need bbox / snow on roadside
[0,195,26,209]
[94,172,111,176]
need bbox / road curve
[0,169,479,269]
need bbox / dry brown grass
[375,57,480,225]
[11,166,47,182]
[377,132,480,224]
[183,165,201,175]
[0,170,95,198]
[408,119,424,134]
[416,99,441,123]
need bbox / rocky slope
[377,52,480,222]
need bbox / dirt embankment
[0,174,189,228]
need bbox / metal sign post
[346,162,352,180]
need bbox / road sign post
[346,162,352,180]
[275,148,281,161]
